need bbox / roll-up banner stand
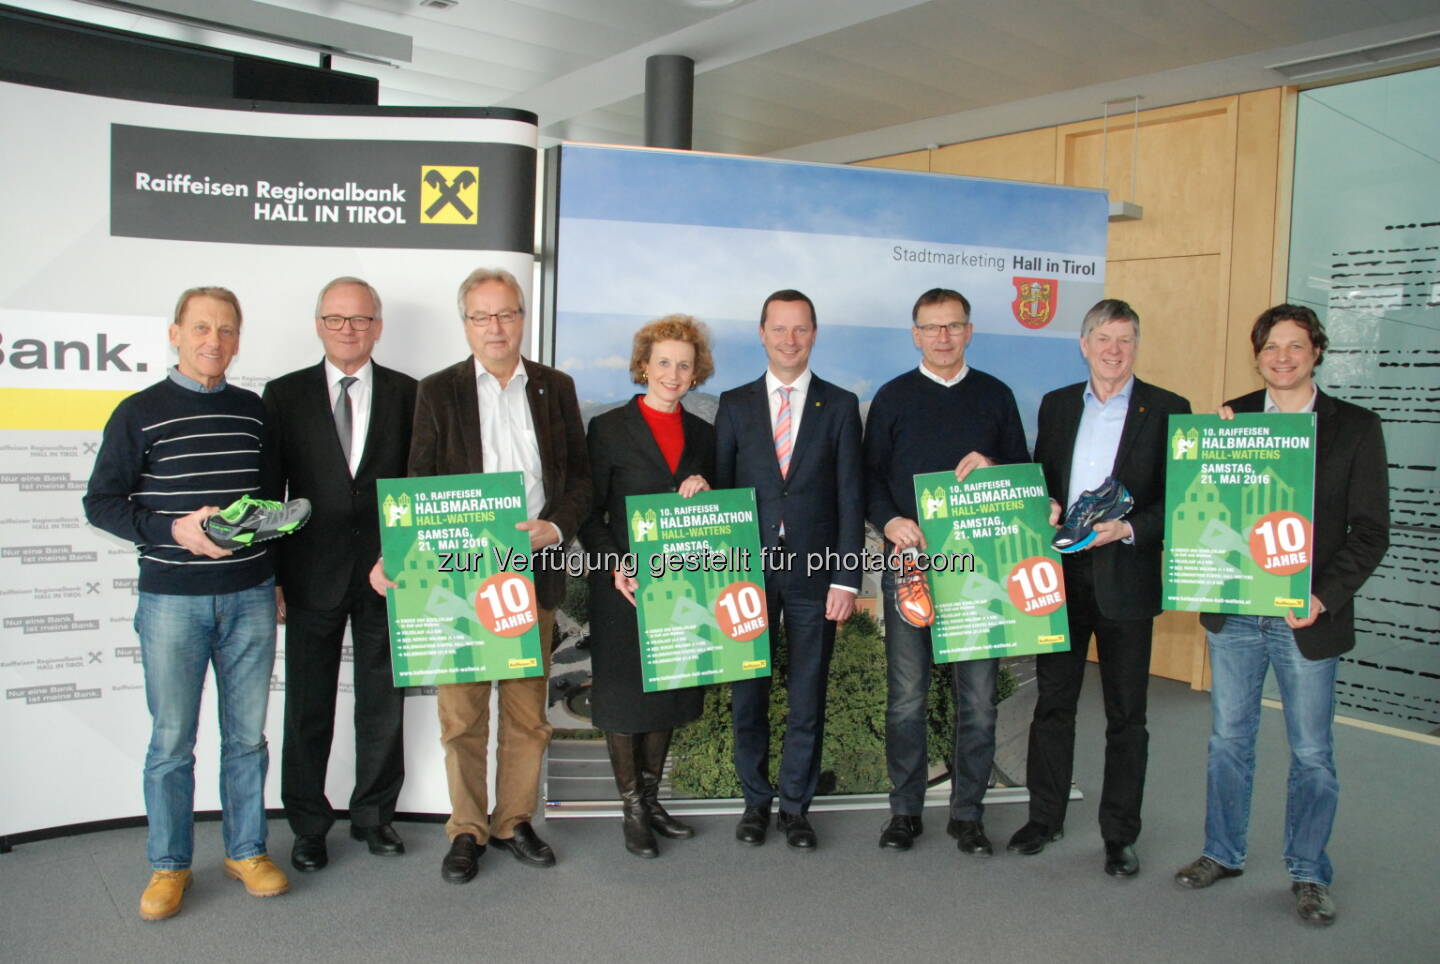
[0,77,537,841]
[542,143,1109,807]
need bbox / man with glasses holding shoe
[263,277,417,873]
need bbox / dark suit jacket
[1034,377,1191,621]
[263,360,417,610]
[1199,388,1389,660]
[408,356,591,610]
[713,373,865,597]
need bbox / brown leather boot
[223,855,290,896]
[604,731,658,857]
[139,869,192,921]
[639,729,694,839]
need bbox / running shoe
[203,495,312,549]
[1052,477,1133,553]
[894,549,935,628]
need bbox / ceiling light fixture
[77,0,413,64]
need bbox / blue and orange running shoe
[1052,477,1133,553]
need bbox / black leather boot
[638,729,694,839]
[604,731,658,858]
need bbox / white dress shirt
[1264,386,1318,413]
[324,358,372,476]
[474,358,559,542]
[918,362,970,388]
[766,367,813,441]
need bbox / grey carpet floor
[3,667,1436,963]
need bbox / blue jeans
[136,579,276,870]
[882,568,999,820]
[1204,615,1339,885]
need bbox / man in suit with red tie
[263,277,417,873]
[715,289,865,850]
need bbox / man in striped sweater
[84,286,288,921]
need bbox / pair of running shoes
[894,477,1133,628]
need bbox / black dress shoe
[1006,820,1063,856]
[291,834,328,872]
[490,821,556,868]
[878,815,923,851]
[777,811,817,851]
[1174,855,1243,889]
[1104,841,1139,877]
[947,819,993,856]
[1292,881,1336,926]
[350,823,406,856]
[735,806,770,846]
[441,833,482,884]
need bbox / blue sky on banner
[557,145,1107,254]
[552,144,1103,436]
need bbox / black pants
[732,575,836,815]
[281,579,405,835]
[1025,553,1153,844]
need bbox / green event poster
[375,471,544,686]
[1162,413,1317,616]
[912,464,1070,663]
[626,487,771,693]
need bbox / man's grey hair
[1080,298,1140,340]
[456,267,525,320]
[314,276,383,320]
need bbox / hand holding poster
[912,464,1069,662]
[626,487,770,692]
[376,471,544,685]
[1162,413,1317,616]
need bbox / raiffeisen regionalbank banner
[111,125,534,250]
[0,77,537,839]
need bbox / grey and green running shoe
[203,495,312,549]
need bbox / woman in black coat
[580,314,716,858]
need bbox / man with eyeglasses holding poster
[263,277,417,874]
[371,267,590,884]
[863,287,1029,858]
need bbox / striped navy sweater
[83,370,273,595]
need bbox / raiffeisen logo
[0,310,168,429]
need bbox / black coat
[1033,377,1192,621]
[1200,388,1389,659]
[263,360,417,608]
[579,397,715,733]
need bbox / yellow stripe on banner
[0,388,135,429]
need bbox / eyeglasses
[914,322,969,337]
[465,309,524,327]
[320,315,376,331]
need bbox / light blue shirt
[168,365,225,394]
[1065,376,1133,509]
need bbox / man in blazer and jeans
[374,267,590,884]
[1175,304,1389,926]
[714,289,865,850]
[264,277,416,873]
[1009,298,1190,877]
